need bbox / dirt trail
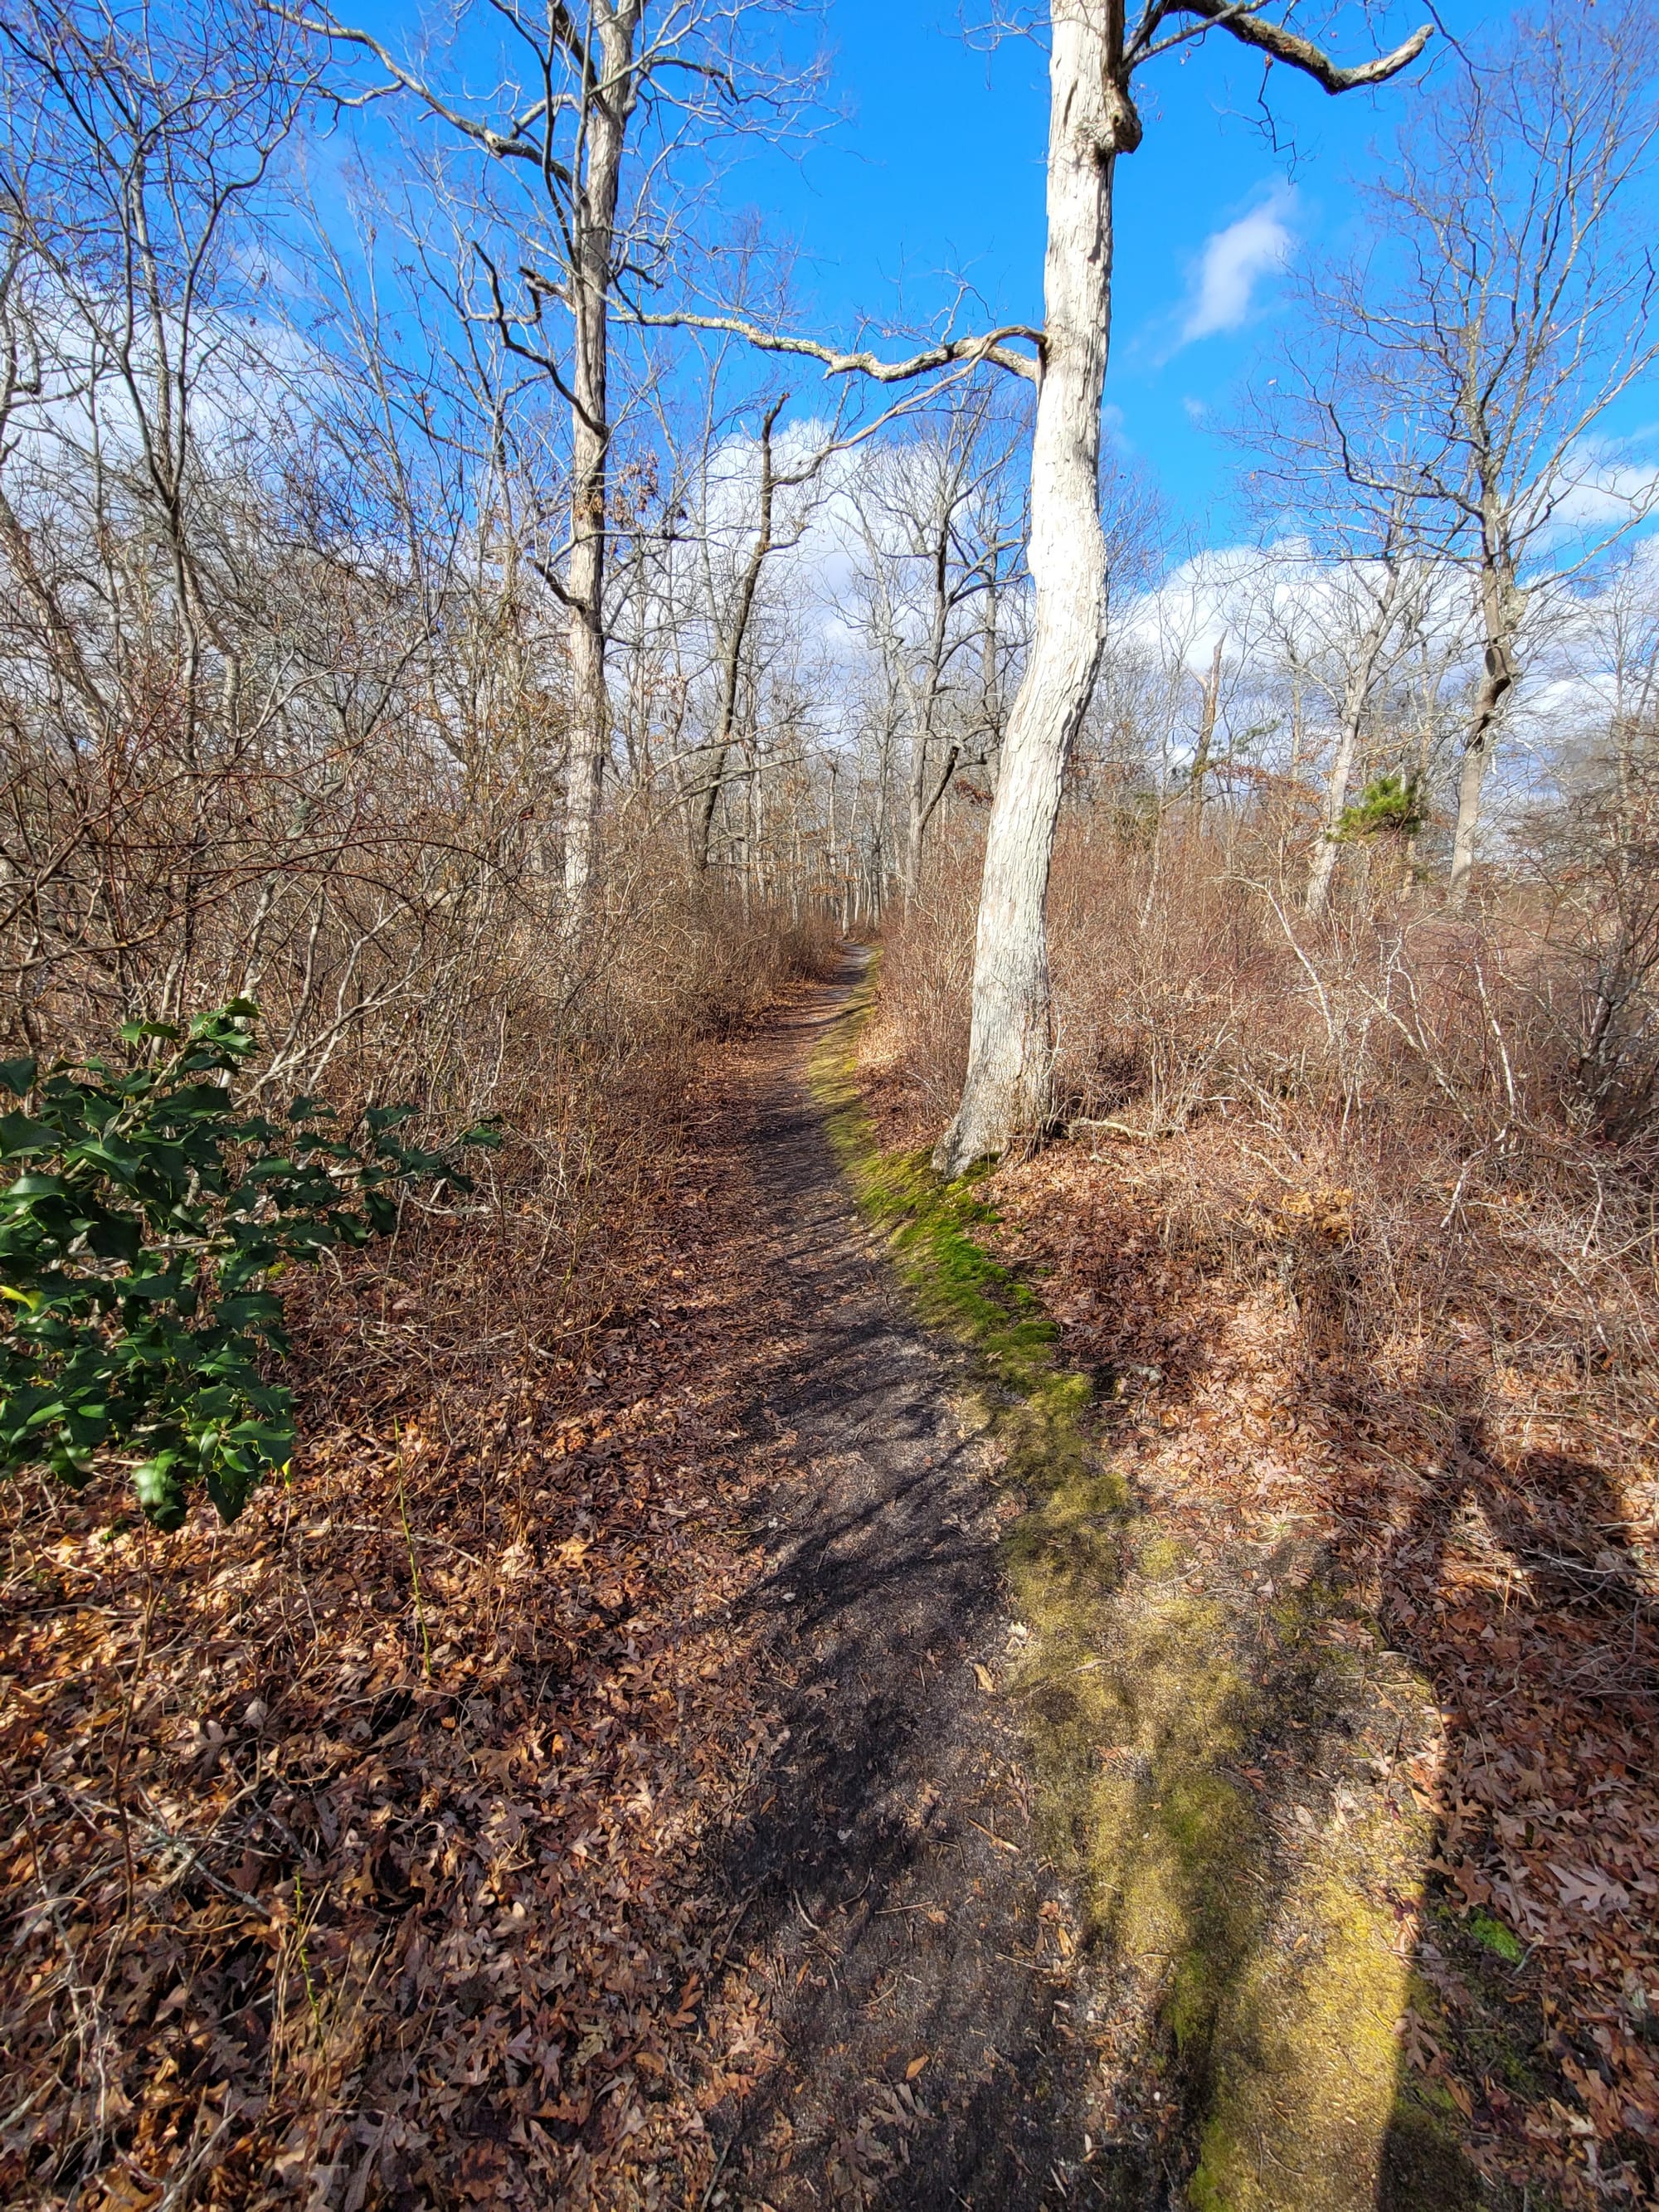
[699,952,1131,2210]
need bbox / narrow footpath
[697,951,1124,2210]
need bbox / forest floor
[851,965,1658,2212]
[2,953,1097,2212]
[4,951,1655,2211]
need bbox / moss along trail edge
[706,946,1506,2210]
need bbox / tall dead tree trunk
[899,523,956,911]
[932,0,1125,1172]
[561,7,641,911]
[1305,565,1407,917]
[930,0,1428,1173]
[698,396,786,871]
[904,740,961,910]
[1187,634,1224,819]
[289,0,746,921]
[1448,539,1523,912]
[645,2,1428,1167]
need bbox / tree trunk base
[932,1067,1052,1179]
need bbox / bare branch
[627,308,1043,386]
[265,6,573,182]
[1161,2,1431,94]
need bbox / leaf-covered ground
[1,1030,807,2210]
[1,966,1112,2212]
[8,958,1657,2212]
[857,1041,1659,2210]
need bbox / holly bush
[0,1002,498,1530]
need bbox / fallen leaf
[1550,1862,1632,1915]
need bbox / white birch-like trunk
[1306,604,1395,916]
[1303,713,1358,917]
[932,1,1119,1173]
[1188,634,1224,817]
[1447,734,1492,912]
[562,8,637,914]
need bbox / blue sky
[320,1,1657,555]
[719,0,1501,535]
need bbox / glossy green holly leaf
[0,1001,494,1529]
[133,1454,187,1530]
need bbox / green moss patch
[1467,1910,1526,1966]
[809,969,1499,2208]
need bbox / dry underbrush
[0,880,834,2211]
[868,825,1659,2205]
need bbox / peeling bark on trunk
[1447,558,1520,912]
[932,2,1125,1174]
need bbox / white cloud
[1179,184,1297,345]
[1535,444,1659,541]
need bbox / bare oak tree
[640,0,1428,1167]
[277,0,800,916]
[1295,8,1659,911]
[924,1,1430,1168]
[844,395,1026,908]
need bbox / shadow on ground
[693,956,1151,2210]
[688,955,1657,2210]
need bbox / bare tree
[1238,321,1440,915]
[642,0,1428,1166]
[686,396,854,875]
[1296,7,1659,911]
[1303,543,1413,917]
[0,0,316,741]
[844,395,1027,908]
[922,1,1433,1167]
[277,0,803,916]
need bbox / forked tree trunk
[932,1,1124,1174]
[900,512,957,910]
[903,741,961,910]
[1447,728,1494,911]
[1447,641,1517,912]
[1188,634,1224,819]
[697,397,785,872]
[1306,597,1397,917]
[1304,704,1359,918]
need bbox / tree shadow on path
[698,957,1159,2210]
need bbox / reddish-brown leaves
[0,1036,815,2212]
[980,1135,1659,2210]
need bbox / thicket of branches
[2,0,1659,2200]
